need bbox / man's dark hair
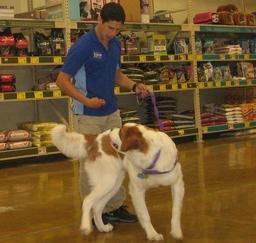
[100,2,126,24]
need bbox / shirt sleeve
[61,34,90,77]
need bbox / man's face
[100,20,122,41]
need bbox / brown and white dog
[51,123,184,241]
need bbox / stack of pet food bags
[202,104,243,126]
[0,129,32,151]
[141,95,195,131]
[120,109,140,124]
[240,103,256,121]
[18,121,58,147]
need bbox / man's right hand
[86,97,106,108]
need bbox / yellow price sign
[197,54,203,61]
[155,55,161,62]
[172,83,178,90]
[208,82,213,88]
[188,54,193,61]
[31,57,39,64]
[181,83,187,89]
[215,81,221,87]
[244,54,250,60]
[198,82,205,88]
[54,56,62,64]
[178,129,185,135]
[219,54,225,60]
[18,57,27,64]
[17,92,26,100]
[53,90,61,97]
[168,55,174,61]
[202,126,208,133]
[244,121,250,128]
[226,80,231,87]
[114,86,120,94]
[147,85,153,91]
[0,93,3,100]
[139,55,146,62]
[159,84,166,91]
[34,91,43,99]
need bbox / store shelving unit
[0,0,256,160]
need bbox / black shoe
[103,205,138,223]
[92,214,115,227]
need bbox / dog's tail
[51,125,88,159]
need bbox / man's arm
[115,69,149,96]
[56,71,105,108]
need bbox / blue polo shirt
[62,29,120,116]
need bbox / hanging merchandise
[14,33,29,56]
[50,29,65,56]
[0,27,15,57]
[34,32,52,56]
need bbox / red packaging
[0,84,16,92]
[0,74,15,84]
[193,12,219,24]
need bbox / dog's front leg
[129,183,164,241]
[170,169,184,240]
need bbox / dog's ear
[121,137,140,152]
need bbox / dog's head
[110,123,150,154]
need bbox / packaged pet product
[34,32,51,56]
[80,0,103,20]
[203,39,214,54]
[14,33,28,56]
[174,39,188,55]
[0,28,15,57]
[233,12,247,25]
[249,38,256,53]
[0,84,16,92]
[195,38,202,54]
[147,34,167,55]
[140,0,150,23]
[213,67,223,81]
[246,13,256,26]
[7,130,31,142]
[237,62,255,79]
[8,141,32,150]
[193,12,219,24]
[203,62,214,82]
[50,29,65,56]
[0,73,15,84]
[218,12,234,25]
[126,33,139,55]
[0,131,8,143]
[221,66,232,81]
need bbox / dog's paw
[80,225,93,236]
[147,233,164,241]
[100,223,114,233]
[170,228,183,240]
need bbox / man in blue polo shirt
[56,2,149,225]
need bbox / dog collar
[137,150,178,179]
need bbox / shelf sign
[114,87,120,94]
[0,93,3,101]
[53,90,61,97]
[17,92,26,100]
[34,91,43,99]
[18,57,27,64]
[178,129,185,135]
[31,57,39,64]
[159,84,166,91]
[172,83,178,90]
[54,56,62,64]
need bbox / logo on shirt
[93,51,103,59]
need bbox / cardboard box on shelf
[119,0,141,22]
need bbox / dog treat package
[233,12,247,25]
[246,13,256,26]
[8,141,32,150]
[19,121,58,132]
[193,12,219,24]
[218,11,234,25]
[237,62,255,79]
[7,130,31,142]
[0,74,15,84]
[14,32,29,56]
[0,142,8,151]
[0,131,8,142]
[0,84,16,92]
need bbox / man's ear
[121,137,140,152]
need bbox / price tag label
[147,85,153,91]
[178,129,185,135]
[244,121,250,128]
[226,80,231,87]
[198,82,205,88]
[114,86,120,94]
[172,83,178,90]
[17,92,26,100]
[54,56,62,64]
[159,84,166,91]
[244,54,250,60]
[155,55,160,62]
[181,83,187,89]
[139,55,146,62]
[197,54,203,61]
[202,127,208,133]
[0,93,3,100]
[31,57,39,64]
[208,82,213,88]
[168,55,174,61]
[188,54,193,61]
[215,81,221,87]
[53,90,61,97]
[34,91,43,99]
[18,57,27,64]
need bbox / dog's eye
[112,143,118,149]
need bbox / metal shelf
[197,54,256,62]
[0,56,65,66]
[196,24,256,33]
[166,127,198,138]
[0,90,67,102]
[198,79,256,89]
[0,19,65,28]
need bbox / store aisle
[0,137,256,243]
